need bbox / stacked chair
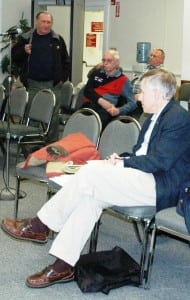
[1,88,28,124]
[0,89,55,161]
[59,81,86,128]
[0,88,29,155]
[58,81,74,126]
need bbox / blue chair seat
[110,205,156,220]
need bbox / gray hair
[104,49,120,60]
[36,11,53,23]
[141,69,176,100]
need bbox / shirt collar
[100,68,122,78]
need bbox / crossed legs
[1,160,156,287]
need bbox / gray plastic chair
[0,88,28,154]
[70,83,86,112]
[146,207,190,288]
[60,83,85,125]
[179,83,190,101]
[0,89,55,161]
[138,112,150,127]
[59,81,74,125]
[1,88,28,124]
[14,108,102,218]
[61,107,102,146]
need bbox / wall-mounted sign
[86,33,96,47]
[91,22,104,32]
[115,1,120,17]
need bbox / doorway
[82,10,104,83]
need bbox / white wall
[107,0,183,79]
[1,0,190,83]
[47,5,71,51]
[82,10,104,82]
[0,0,31,33]
[181,0,190,80]
[0,0,31,82]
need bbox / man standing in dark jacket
[12,11,70,142]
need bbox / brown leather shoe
[1,218,49,244]
[26,265,74,288]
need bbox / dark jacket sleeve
[11,36,29,68]
[83,70,101,103]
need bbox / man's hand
[24,43,32,55]
[107,105,119,116]
[98,97,112,110]
[98,98,120,116]
[105,153,124,165]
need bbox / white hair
[141,69,176,100]
[105,49,120,60]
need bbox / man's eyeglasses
[150,54,161,58]
[102,58,114,63]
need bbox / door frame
[85,0,110,52]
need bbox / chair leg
[47,185,55,201]
[46,185,55,240]
[89,219,101,253]
[144,222,157,288]
[139,218,153,286]
[14,175,21,218]
[132,220,143,244]
[0,140,5,155]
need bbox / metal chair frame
[145,207,190,288]
[0,84,6,117]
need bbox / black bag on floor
[75,246,140,294]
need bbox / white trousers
[38,160,156,266]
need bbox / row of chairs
[0,80,85,129]
[58,81,85,126]
[0,86,56,161]
[0,81,84,161]
[10,106,190,289]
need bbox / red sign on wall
[91,22,104,33]
[86,33,96,47]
